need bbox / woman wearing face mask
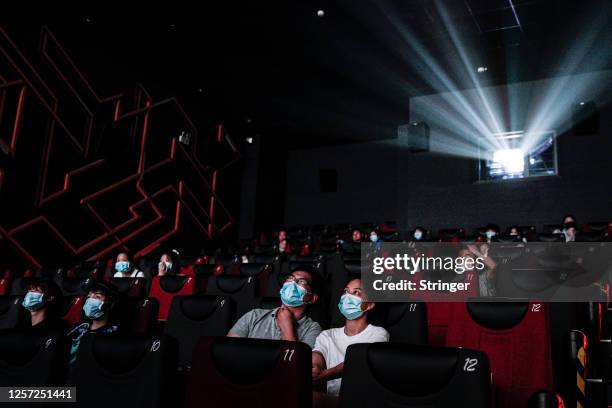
[158,251,179,276]
[66,282,120,369]
[21,278,65,332]
[112,252,144,278]
[312,278,389,395]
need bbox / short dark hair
[26,278,60,303]
[485,224,500,233]
[290,265,323,295]
[88,282,119,307]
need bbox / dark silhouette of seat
[184,337,311,408]
[339,343,491,407]
[0,330,68,386]
[205,275,258,318]
[164,295,236,368]
[109,277,146,298]
[369,302,428,344]
[69,334,178,408]
[150,275,196,320]
[0,296,27,330]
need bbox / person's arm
[227,310,254,337]
[276,306,297,341]
[312,350,326,380]
[314,361,344,383]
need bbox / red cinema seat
[0,271,11,296]
[110,277,146,298]
[61,295,85,327]
[184,337,311,408]
[149,275,196,320]
[426,302,455,346]
[445,302,553,408]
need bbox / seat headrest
[577,231,605,242]
[110,277,140,293]
[0,331,60,365]
[194,264,217,278]
[90,335,152,374]
[61,277,92,293]
[537,233,564,242]
[344,261,362,275]
[159,276,190,293]
[0,296,17,315]
[178,296,225,320]
[211,337,282,385]
[466,302,528,330]
[214,276,251,294]
[239,263,268,277]
[365,343,457,397]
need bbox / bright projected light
[493,149,524,174]
[478,130,557,181]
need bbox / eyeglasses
[285,275,310,287]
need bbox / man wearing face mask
[112,252,144,278]
[66,282,120,368]
[412,227,426,242]
[312,278,388,395]
[227,267,322,347]
[483,223,500,243]
[21,278,65,332]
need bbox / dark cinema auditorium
[1,2,612,407]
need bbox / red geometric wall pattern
[0,27,241,269]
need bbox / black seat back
[339,343,491,407]
[70,334,178,408]
[164,295,236,368]
[0,330,68,386]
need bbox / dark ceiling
[3,0,612,147]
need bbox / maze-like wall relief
[0,27,241,269]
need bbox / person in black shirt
[67,282,120,367]
[21,278,65,333]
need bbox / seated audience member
[67,282,120,367]
[368,230,380,243]
[484,223,500,242]
[21,278,65,332]
[227,267,322,347]
[562,222,577,242]
[339,229,362,252]
[278,229,288,244]
[412,226,426,242]
[312,278,389,395]
[113,252,144,278]
[508,225,519,236]
[462,245,497,296]
[158,250,179,276]
[278,238,292,254]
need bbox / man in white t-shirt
[312,278,389,395]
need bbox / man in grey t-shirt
[228,267,322,348]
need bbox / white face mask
[485,230,496,239]
[414,231,423,240]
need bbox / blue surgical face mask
[115,261,130,273]
[370,234,378,243]
[164,261,173,271]
[279,281,307,307]
[83,298,106,320]
[22,291,45,311]
[485,230,496,239]
[414,231,423,240]
[338,293,364,320]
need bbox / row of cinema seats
[255,221,612,249]
[0,288,607,406]
[0,302,594,407]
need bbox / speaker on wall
[572,101,598,136]
[319,169,337,193]
[398,122,430,152]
